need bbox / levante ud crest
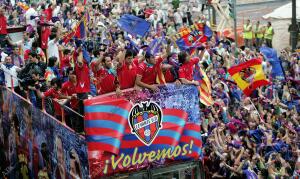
[128,101,163,146]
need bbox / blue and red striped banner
[85,98,132,154]
[84,85,202,177]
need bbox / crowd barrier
[0,70,84,130]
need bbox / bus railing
[0,69,83,132]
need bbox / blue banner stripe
[85,120,124,133]
[122,133,138,141]
[86,135,121,148]
[182,130,201,139]
[163,115,185,127]
[85,105,129,119]
[158,130,180,140]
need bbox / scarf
[4,63,14,70]
[145,61,154,67]
[107,68,117,76]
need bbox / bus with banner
[83,84,204,178]
[0,83,204,178]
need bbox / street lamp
[290,0,298,52]
[228,0,237,46]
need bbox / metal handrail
[0,67,83,120]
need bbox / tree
[172,0,180,10]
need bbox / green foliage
[172,0,180,10]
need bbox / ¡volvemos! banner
[84,84,202,178]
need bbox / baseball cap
[145,51,154,59]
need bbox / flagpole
[248,98,264,122]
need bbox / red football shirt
[75,62,90,93]
[40,27,51,49]
[90,60,100,75]
[60,55,71,70]
[24,48,45,61]
[164,69,175,83]
[95,68,117,95]
[0,15,7,35]
[178,57,199,81]
[132,57,140,66]
[45,8,53,21]
[44,88,62,116]
[117,62,137,90]
[61,81,78,109]
[137,57,163,85]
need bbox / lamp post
[229,0,237,46]
[290,0,298,52]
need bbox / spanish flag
[228,59,269,96]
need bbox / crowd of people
[0,0,299,178]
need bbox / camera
[19,76,34,90]
[35,83,42,90]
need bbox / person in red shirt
[74,47,90,133]
[0,7,8,48]
[116,49,139,90]
[178,47,205,85]
[40,4,52,49]
[163,53,181,84]
[60,49,72,81]
[74,47,90,94]
[35,78,70,120]
[61,67,79,129]
[0,8,7,35]
[135,49,169,92]
[94,53,120,95]
[61,67,78,110]
[60,49,72,70]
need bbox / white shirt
[192,6,201,16]
[10,0,16,6]
[0,64,19,87]
[1,52,8,62]
[15,38,35,52]
[52,6,61,17]
[202,50,211,63]
[264,65,272,77]
[47,39,60,61]
[25,8,38,28]
[174,12,182,25]
[15,38,35,59]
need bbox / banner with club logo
[84,84,202,178]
